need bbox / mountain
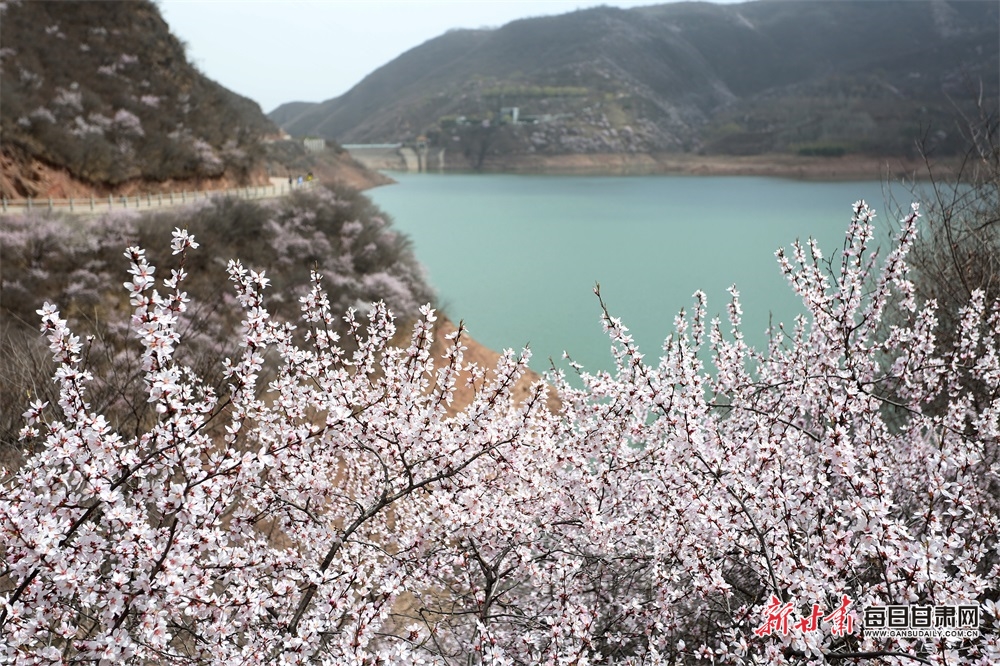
[270,1,999,167]
[267,101,321,129]
[0,0,280,198]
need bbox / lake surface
[369,173,910,375]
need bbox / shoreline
[469,152,957,182]
[357,151,965,185]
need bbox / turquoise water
[369,173,908,374]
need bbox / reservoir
[369,173,910,374]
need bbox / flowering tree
[2,203,999,665]
[529,202,1000,664]
[0,227,556,664]
[0,187,434,453]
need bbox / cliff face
[0,0,278,197]
[271,1,998,167]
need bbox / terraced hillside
[272,1,998,168]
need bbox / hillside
[0,0,279,198]
[271,0,999,168]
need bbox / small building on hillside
[500,107,520,124]
[303,138,326,153]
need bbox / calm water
[369,173,907,374]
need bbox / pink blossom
[2,204,998,665]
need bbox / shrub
[0,188,434,452]
[889,105,1000,420]
[795,143,848,157]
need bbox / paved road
[0,180,315,216]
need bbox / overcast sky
[157,0,744,114]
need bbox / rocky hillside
[0,0,279,198]
[272,0,998,167]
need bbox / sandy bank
[391,316,561,417]
[469,152,958,182]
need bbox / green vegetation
[794,143,851,158]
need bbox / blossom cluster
[1,204,998,665]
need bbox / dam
[342,143,445,173]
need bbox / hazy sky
[157,0,744,114]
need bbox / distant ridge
[267,101,322,129]
[270,1,999,168]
